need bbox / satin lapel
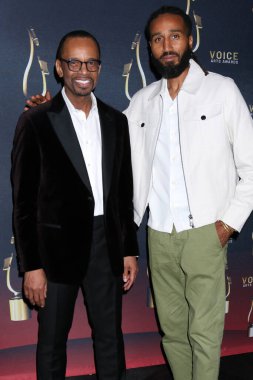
[47,95,92,193]
[97,100,116,202]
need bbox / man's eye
[154,37,162,43]
[171,34,180,40]
[69,60,80,66]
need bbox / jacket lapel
[47,92,92,193]
[97,99,116,203]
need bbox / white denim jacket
[124,60,253,232]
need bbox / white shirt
[62,88,103,216]
[148,79,191,233]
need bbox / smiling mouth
[75,78,93,87]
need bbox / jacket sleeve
[11,112,42,272]
[222,78,253,231]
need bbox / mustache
[159,51,180,59]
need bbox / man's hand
[123,256,138,291]
[24,269,47,308]
[215,220,234,248]
[24,90,52,111]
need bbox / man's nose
[163,36,172,51]
[80,62,89,73]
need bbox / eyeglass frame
[60,58,101,72]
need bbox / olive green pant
[148,223,227,380]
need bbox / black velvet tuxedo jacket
[11,92,138,284]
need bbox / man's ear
[55,59,63,78]
[189,35,193,50]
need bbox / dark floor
[67,352,253,380]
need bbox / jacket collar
[47,92,92,193]
[181,59,205,94]
[148,59,205,100]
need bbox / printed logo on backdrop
[225,266,232,314]
[248,299,253,337]
[187,0,203,53]
[122,0,203,100]
[208,2,249,65]
[242,276,253,288]
[122,32,147,101]
[2,237,31,321]
[241,265,253,337]
[23,27,49,97]
[209,51,239,65]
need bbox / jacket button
[201,115,206,120]
[87,196,92,201]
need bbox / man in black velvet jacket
[11,30,138,380]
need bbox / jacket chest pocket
[129,119,146,152]
[181,103,226,143]
[182,103,222,124]
[181,103,229,156]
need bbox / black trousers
[36,216,126,380]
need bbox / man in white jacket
[125,6,253,380]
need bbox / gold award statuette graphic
[185,1,202,53]
[248,300,253,337]
[186,0,196,15]
[192,12,202,52]
[2,237,31,321]
[225,275,232,314]
[146,269,154,308]
[122,32,146,100]
[249,105,253,119]
[23,27,49,97]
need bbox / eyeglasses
[60,58,101,72]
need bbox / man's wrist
[217,220,235,234]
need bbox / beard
[151,47,192,79]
